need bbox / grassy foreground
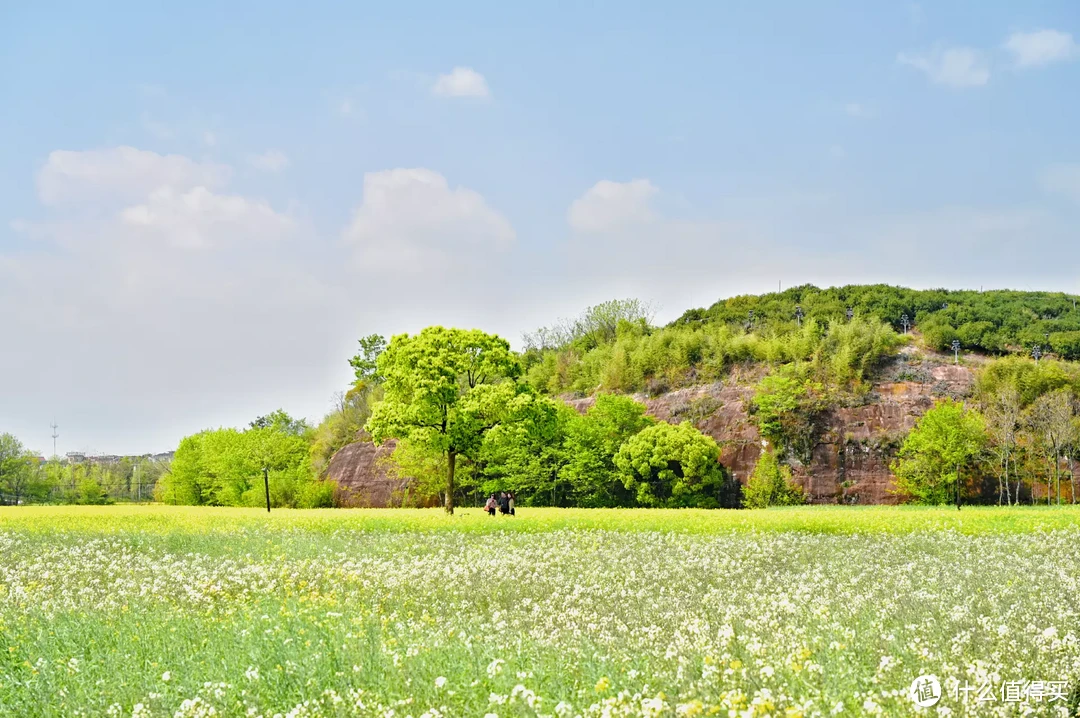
[3,503,1080,535]
[2,506,1080,717]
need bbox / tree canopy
[365,327,524,513]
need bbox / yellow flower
[595,676,610,692]
[729,660,743,670]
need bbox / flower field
[1,507,1079,717]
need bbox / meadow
[1,506,1079,717]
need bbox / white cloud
[567,179,659,233]
[248,149,290,173]
[1003,29,1079,69]
[431,67,490,98]
[119,186,296,249]
[898,46,990,87]
[343,168,513,270]
[203,131,218,147]
[2,146,338,455]
[37,146,229,206]
[1041,164,1080,203]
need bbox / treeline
[893,357,1080,505]
[0,434,169,505]
[158,410,341,508]
[364,327,778,510]
[675,284,1080,357]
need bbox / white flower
[244,666,260,682]
[434,676,447,689]
[161,671,172,683]
[486,659,504,677]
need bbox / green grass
[2,506,1080,717]
[2,504,1079,537]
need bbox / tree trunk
[997,453,1006,503]
[444,450,456,515]
[1054,447,1061,505]
[1070,455,1076,505]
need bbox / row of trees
[157,410,337,508]
[0,433,169,505]
[892,357,1080,504]
[675,284,1080,356]
[364,327,748,511]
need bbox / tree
[157,416,322,508]
[0,434,41,505]
[982,384,1021,505]
[560,394,655,506]
[349,334,387,388]
[365,327,522,514]
[249,409,311,437]
[1027,388,1074,505]
[476,396,576,505]
[744,449,805,508]
[614,421,727,507]
[752,369,828,462]
[890,399,986,505]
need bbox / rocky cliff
[326,433,437,507]
[327,349,976,506]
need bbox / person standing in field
[498,491,510,515]
[484,494,498,516]
[508,491,516,516]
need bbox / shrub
[744,449,806,508]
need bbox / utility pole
[952,339,961,365]
[263,467,271,513]
[50,422,59,458]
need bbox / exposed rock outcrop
[327,433,433,507]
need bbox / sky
[2,1,1080,456]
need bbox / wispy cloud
[431,67,490,98]
[898,46,990,87]
[1003,29,1079,69]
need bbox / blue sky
[2,1,1080,454]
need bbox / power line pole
[50,422,59,458]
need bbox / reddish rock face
[326,433,437,508]
[326,357,976,506]
[563,359,976,505]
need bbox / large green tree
[560,394,655,506]
[365,327,522,514]
[890,399,986,505]
[475,395,576,505]
[614,421,726,507]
